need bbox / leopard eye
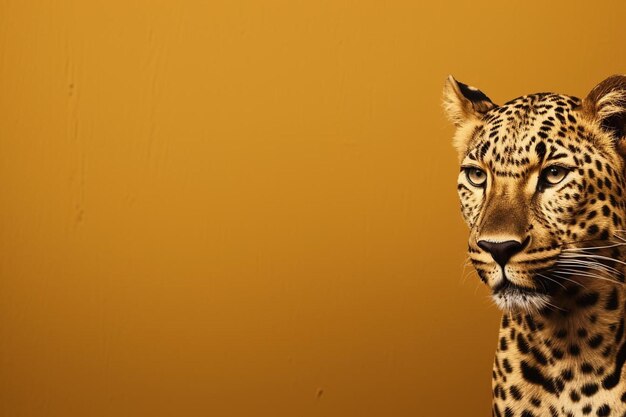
[540,166,570,188]
[464,167,487,187]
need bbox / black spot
[561,368,574,381]
[589,334,604,349]
[535,142,547,161]
[502,358,513,373]
[602,331,626,390]
[581,362,594,374]
[500,336,508,351]
[531,348,548,365]
[556,328,568,338]
[555,378,565,393]
[582,404,592,415]
[605,288,619,310]
[479,141,491,159]
[581,383,599,397]
[552,348,564,359]
[596,404,610,416]
[517,333,529,354]
[521,361,556,394]
[576,292,599,308]
[570,389,581,402]
[510,385,523,400]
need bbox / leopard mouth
[492,278,538,295]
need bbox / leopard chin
[491,286,550,313]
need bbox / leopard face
[443,76,626,312]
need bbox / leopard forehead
[458,92,626,236]
[463,93,616,172]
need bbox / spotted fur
[444,75,626,416]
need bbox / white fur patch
[596,89,626,121]
[491,288,550,313]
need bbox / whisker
[556,259,622,275]
[536,273,566,290]
[560,237,620,248]
[553,269,623,285]
[562,253,626,268]
[542,298,568,312]
[546,272,588,289]
[613,231,626,243]
[557,253,623,271]
[563,242,626,252]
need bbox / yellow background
[1,1,626,416]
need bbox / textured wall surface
[1,1,626,416]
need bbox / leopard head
[443,75,626,312]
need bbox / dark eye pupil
[550,168,559,175]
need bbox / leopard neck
[493,278,626,400]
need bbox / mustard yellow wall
[1,1,626,416]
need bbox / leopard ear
[442,75,497,127]
[583,75,626,146]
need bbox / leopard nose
[477,239,527,267]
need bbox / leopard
[443,74,626,417]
